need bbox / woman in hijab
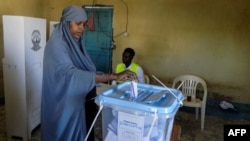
[41,5,135,141]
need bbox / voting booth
[2,15,46,141]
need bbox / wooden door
[82,5,113,73]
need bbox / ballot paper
[130,81,138,98]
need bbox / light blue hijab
[41,5,96,141]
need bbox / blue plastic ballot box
[95,81,184,141]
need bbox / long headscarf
[41,5,97,141]
[51,5,96,72]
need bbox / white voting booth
[2,15,46,141]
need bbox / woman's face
[69,21,87,39]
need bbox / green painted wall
[0,0,250,104]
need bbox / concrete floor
[1,104,250,141]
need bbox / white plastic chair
[144,74,150,84]
[172,74,207,130]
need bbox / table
[96,83,114,94]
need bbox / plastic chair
[144,74,150,84]
[172,74,207,130]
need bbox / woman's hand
[116,70,138,82]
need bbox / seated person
[112,47,145,85]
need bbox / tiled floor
[1,103,250,141]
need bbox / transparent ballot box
[95,82,184,141]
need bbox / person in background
[112,47,145,85]
[41,5,136,141]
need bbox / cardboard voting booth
[2,15,46,141]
